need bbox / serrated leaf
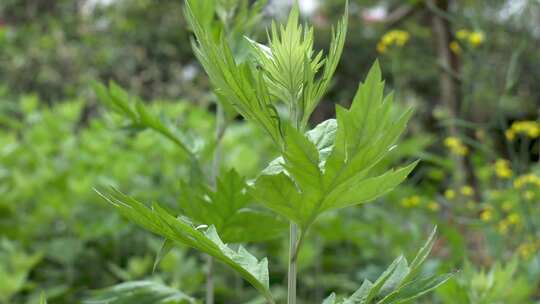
[324,228,451,304]
[185,1,283,146]
[377,274,453,304]
[93,81,195,158]
[252,62,416,231]
[179,169,286,244]
[96,189,274,303]
[83,281,196,304]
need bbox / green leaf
[83,281,196,304]
[96,189,274,303]
[377,274,453,304]
[247,3,348,128]
[323,228,452,304]
[93,81,195,159]
[178,169,286,243]
[152,239,174,274]
[185,1,283,146]
[252,62,417,231]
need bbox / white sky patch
[268,0,319,17]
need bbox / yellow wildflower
[460,185,474,197]
[456,29,470,40]
[401,195,421,208]
[501,201,513,212]
[444,136,469,156]
[449,41,462,55]
[508,121,540,139]
[444,189,456,200]
[517,242,537,260]
[468,31,484,47]
[427,201,440,212]
[498,220,509,235]
[514,174,540,189]
[480,208,493,222]
[377,30,410,54]
[377,42,387,54]
[494,159,512,179]
[524,190,534,201]
[507,213,521,225]
[505,129,515,141]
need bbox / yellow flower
[507,213,521,225]
[514,174,540,189]
[480,208,493,222]
[401,195,421,208]
[501,201,513,212]
[524,190,535,201]
[517,242,537,260]
[505,129,515,141]
[468,31,484,47]
[509,121,540,139]
[460,185,474,197]
[498,220,509,235]
[427,201,440,212]
[377,30,410,54]
[377,42,387,54]
[444,136,469,156]
[456,29,470,40]
[444,189,456,200]
[494,159,512,179]
[449,41,462,55]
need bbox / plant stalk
[288,222,298,304]
[206,254,215,304]
[206,101,227,304]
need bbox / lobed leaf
[96,188,274,303]
[178,169,286,243]
[251,62,417,231]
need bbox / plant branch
[288,222,298,304]
[206,101,228,304]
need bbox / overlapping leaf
[251,62,417,230]
[247,3,348,129]
[185,0,283,146]
[179,169,286,243]
[323,228,453,304]
[96,189,274,303]
[83,281,196,304]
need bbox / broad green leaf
[252,62,417,231]
[96,189,274,303]
[83,281,195,304]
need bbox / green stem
[206,101,227,304]
[288,222,298,304]
[205,255,214,304]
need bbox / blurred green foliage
[1,0,540,303]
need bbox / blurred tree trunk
[428,0,480,202]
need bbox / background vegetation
[1,0,539,303]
